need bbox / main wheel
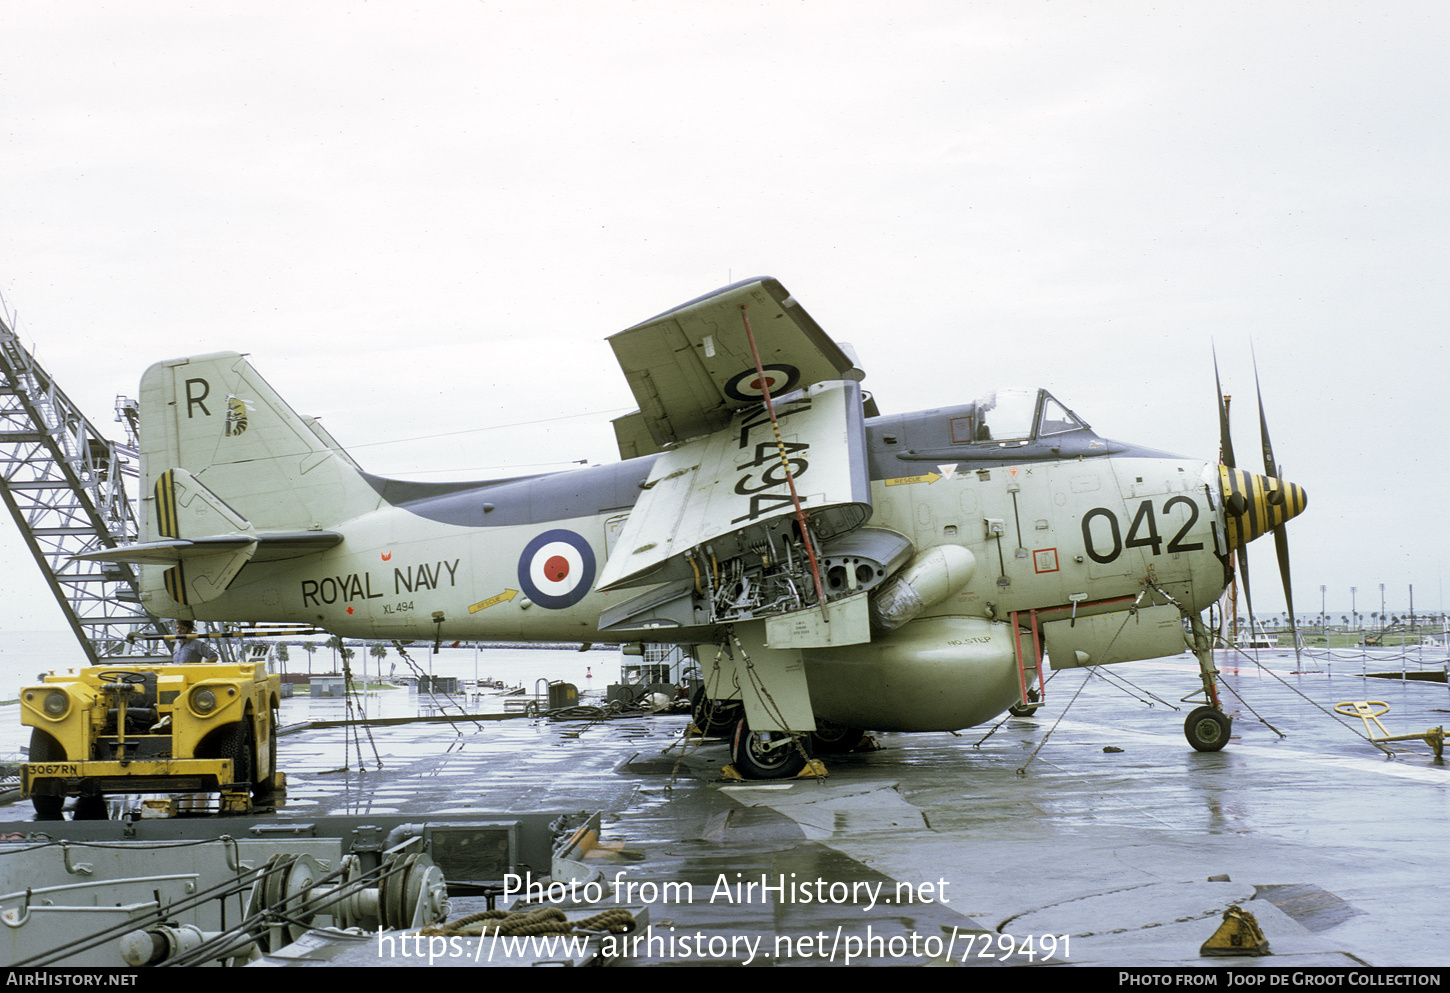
[1185,706,1231,752]
[810,721,867,754]
[729,717,811,780]
[691,688,741,738]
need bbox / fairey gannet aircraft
[81,277,1306,778]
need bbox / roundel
[724,364,801,402]
[517,529,596,609]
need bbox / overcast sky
[2,1,1447,632]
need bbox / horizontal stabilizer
[71,531,343,566]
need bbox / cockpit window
[973,389,1037,443]
[1036,393,1086,437]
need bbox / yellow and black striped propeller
[1214,350,1308,653]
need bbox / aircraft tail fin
[134,353,376,612]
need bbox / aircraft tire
[1185,706,1231,752]
[730,718,811,780]
[810,722,867,754]
[691,688,741,738]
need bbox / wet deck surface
[6,649,1449,968]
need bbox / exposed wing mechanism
[598,278,889,648]
[600,379,872,592]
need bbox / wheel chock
[718,760,830,782]
[1200,904,1270,957]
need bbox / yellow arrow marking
[885,472,943,487]
[469,589,520,613]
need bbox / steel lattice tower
[0,307,171,664]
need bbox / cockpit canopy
[867,387,1111,468]
[959,389,1089,445]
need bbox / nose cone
[1219,467,1307,550]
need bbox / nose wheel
[1185,706,1231,752]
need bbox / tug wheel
[214,722,254,786]
[729,717,811,780]
[1185,706,1232,752]
[73,795,109,820]
[28,730,66,821]
[253,722,279,804]
[32,795,63,820]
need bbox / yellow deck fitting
[219,789,252,815]
[1336,701,1446,759]
[720,760,829,782]
[1200,904,1271,957]
[139,798,176,819]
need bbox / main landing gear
[729,717,813,780]
[693,693,864,780]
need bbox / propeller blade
[1253,349,1279,478]
[1273,524,1298,655]
[1254,347,1300,660]
[1214,347,1236,469]
[1236,544,1255,640]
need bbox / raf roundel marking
[517,529,597,609]
[724,364,800,402]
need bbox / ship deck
[3,648,1447,969]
